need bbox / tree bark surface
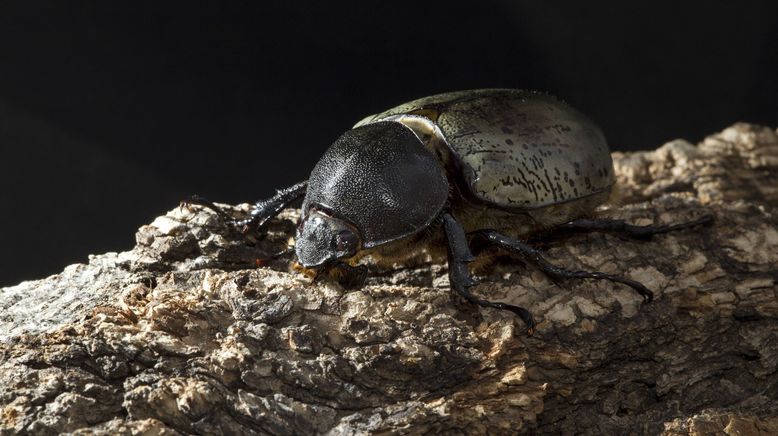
[2,124,778,435]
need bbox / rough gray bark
[2,123,778,435]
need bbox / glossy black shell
[302,121,448,248]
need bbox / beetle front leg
[184,180,308,234]
[332,262,368,289]
[558,214,714,238]
[442,214,537,335]
[473,229,654,302]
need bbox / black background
[1,1,776,286]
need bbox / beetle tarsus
[559,214,714,238]
[443,214,537,335]
[474,229,655,303]
[182,195,236,224]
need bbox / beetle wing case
[363,89,616,211]
[302,121,449,248]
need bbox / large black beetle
[189,89,711,334]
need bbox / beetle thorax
[297,121,449,267]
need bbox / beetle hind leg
[473,229,654,303]
[558,214,714,238]
[443,214,537,335]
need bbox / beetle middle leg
[443,213,537,335]
[472,229,654,303]
[184,180,307,233]
[558,214,714,238]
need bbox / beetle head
[295,208,361,268]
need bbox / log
[1,123,777,435]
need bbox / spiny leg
[443,213,537,335]
[558,214,714,238]
[474,229,654,303]
[184,181,307,233]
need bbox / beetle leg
[184,181,307,233]
[558,214,714,238]
[182,194,239,224]
[442,214,537,335]
[332,262,369,289]
[474,229,654,303]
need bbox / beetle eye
[333,229,357,252]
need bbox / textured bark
[1,123,777,435]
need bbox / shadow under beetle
[187,89,712,335]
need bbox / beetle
[188,89,712,334]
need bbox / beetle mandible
[188,89,712,335]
